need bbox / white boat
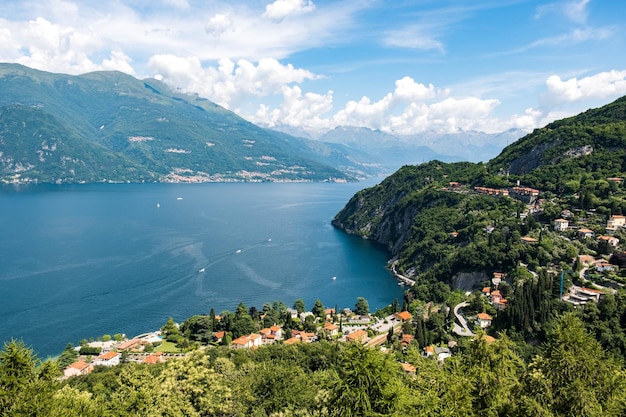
[156,203,160,208]
[176,197,183,200]
[332,276,337,280]
[235,249,242,253]
[199,268,205,273]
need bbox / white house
[476,312,493,329]
[598,235,620,247]
[92,351,120,367]
[554,218,569,231]
[434,346,451,361]
[231,333,262,349]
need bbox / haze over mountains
[0,63,524,184]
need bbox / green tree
[312,299,325,317]
[293,298,306,314]
[354,297,369,315]
[525,313,626,416]
[161,317,179,336]
[0,340,58,416]
[56,343,78,371]
[327,343,401,416]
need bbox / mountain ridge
[0,63,372,183]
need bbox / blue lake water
[0,180,404,357]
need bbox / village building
[554,218,569,231]
[63,361,93,379]
[598,235,620,247]
[578,254,596,266]
[144,352,165,364]
[481,287,491,297]
[324,322,339,337]
[595,260,617,273]
[291,330,316,343]
[577,228,595,239]
[401,334,414,348]
[92,351,120,367]
[395,311,412,322]
[345,329,368,343]
[474,186,509,197]
[476,313,493,329]
[434,346,451,361]
[607,215,626,230]
[213,331,225,343]
[231,333,262,349]
[520,236,538,244]
[283,336,300,345]
[490,290,507,310]
[116,338,150,352]
[259,325,283,344]
[564,286,603,305]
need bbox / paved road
[452,302,474,337]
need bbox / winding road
[452,302,474,337]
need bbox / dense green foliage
[0,63,368,183]
[2,313,624,416]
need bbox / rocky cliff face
[331,183,417,256]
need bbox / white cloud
[263,0,316,21]
[545,70,626,103]
[535,0,590,24]
[148,55,319,110]
[383,26,445,52]
[205,14,232,37]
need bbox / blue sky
[0,0,625,136]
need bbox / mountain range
[0,63,524,184]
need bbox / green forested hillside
[1,312,625,416]
[332,96,626,356]
[0,63,366,183]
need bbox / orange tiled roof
[477,312,493,320]
[324,322,338,331]
[68,361,90,370]
[99,351,119,360]
[346,329,368,341]
[396,311,412,321]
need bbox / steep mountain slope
[0,63,365,183]
[333,95,626,283]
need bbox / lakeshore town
[63,180,623,380]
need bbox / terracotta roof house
[345,329,368,343]
[578,255,596,266]
[395,311,413,321]
[490,290,507,310]
[144,352,165,364]
[476,313,493,329]
[93,351,120,367]
[213,331,225,343]
[424,345,435,357]
[324,322,339,337]
[283,337,300,345]
[116,338,149,352]
[231,333,262,349]
[598,235,620,247]
[481,287,492,296]
[401,334,414,347]
[63,361,93,379]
